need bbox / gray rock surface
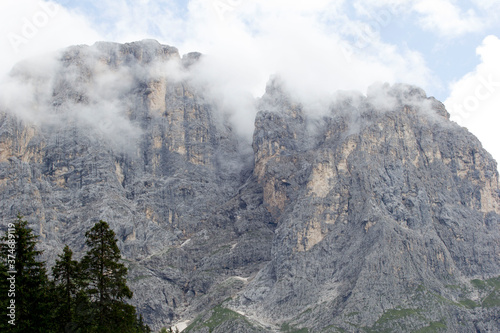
[0,41,499,332]
[234,80,500,332]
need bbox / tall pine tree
[0,214,54,332]
[52,245,82,332]
[0,260,10,331]
[80,220,136,332]
[0,217,150,332]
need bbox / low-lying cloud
[2,0,499,167]
[0,45,143,153]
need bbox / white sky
[0,0,499,166]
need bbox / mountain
[0,40,499,332]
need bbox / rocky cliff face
[1,41,499,332]
[233,81,500,332]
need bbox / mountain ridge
[0,40,499,332]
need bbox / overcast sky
[1,0,499,166]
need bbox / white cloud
[185,0,432,93]
[0,1,435,97]
[0,0,436,140]
[2,1,497,164]
[445,35,500,166]
[0,42,146,153]
[0,1,102,78]
[413,0,483,37]
[161,0,432,137]
[72,0,187,44]
[353,0,486,37]
[471,0,500,11]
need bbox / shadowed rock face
[1,41,499,332]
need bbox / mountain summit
[1,40,499,332]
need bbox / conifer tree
[0,217,150,332]
[0,260,10,331]
[80,220,135,332]
[0,214,54,332]
[136,314,152,333]
[52,245,81,332]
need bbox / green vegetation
[0,215,151,333]
[348,277,500,333]
[202,306,242,330]
[471,279,487,289]
[364,306,427,333]
[281,322,309,333]
[486,277,500,289]
[430,292,461,307]
[52,245,82,332]
[80,220,140,332]
[320,325,346,333]
[482,290,500,307]
[470,276,500,308]
[184,304,255,333]
[459,299,478,309]
[0,214,53,332]
[412,321,447,333]
[375,308,422,324]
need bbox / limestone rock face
[235,81,500,332]
[0,40,260,329]
[1,41,499,332]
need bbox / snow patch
[172,320,190,332]
[232,276,249,282]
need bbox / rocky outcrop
[1,41,499,332]
[232,81,500,332]
[0,40,261,329]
